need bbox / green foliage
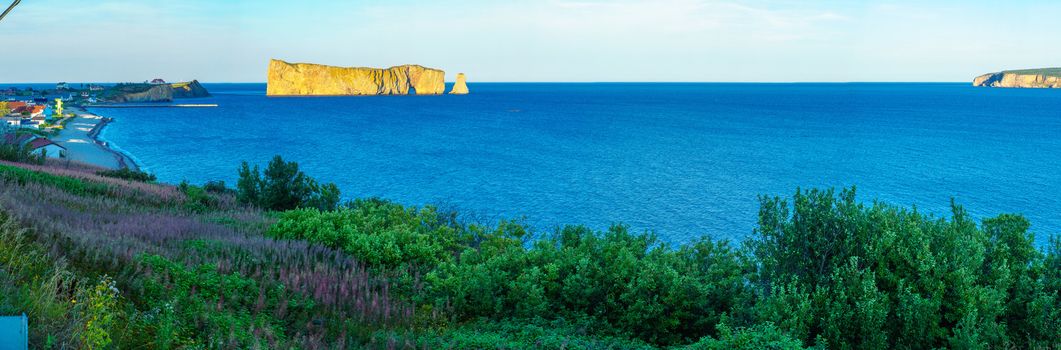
[178,180,217,212]
[425,224,751,346]
[4,152,1060,349]
[366,319,658,350]
[236,155,342,211]
[0,142,44,164]
[267,198,469,269]
[129,254,305,348]
[683,322,814,350]
[76,276,119,349]
[0,212,121,348]
[261,186,1060,348]
[236,161,261,204]
[1003,67,1061,77]
[203,179,234,194]
[95,167,156,182]
[750,188,1061,349]
[0,163,111,196]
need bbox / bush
[96,168,156,182]
[267,198,470,269]
[237,155,341,211]
[129,254,307,348]
[425,224,751,346]
[0,142,44,164]
[683,322,814,350]
[749,188,1061,349]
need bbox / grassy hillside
[1002,67,1061,77]
[0,158,1058,349]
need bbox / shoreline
[52,107,139,171]
[85,113,139,170]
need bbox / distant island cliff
[104,80,211,103]
[973,68,1061,88]
[267,59,449,96]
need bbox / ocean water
[90,83,1060,246]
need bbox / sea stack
[449,73,469,95]
[266,59,446,96]
[973,68,1061,88]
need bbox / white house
[28,138,65,158]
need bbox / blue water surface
[89,83,1060,246]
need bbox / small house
[29,106,45,118]
[27,138,65,158]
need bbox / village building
[2,134,66,158]
[28,138,66,158]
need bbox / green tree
[260,155,310,211]
[236,161,261,205]
[236,155,342,211]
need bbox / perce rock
[266,59,447,96]
[973,68,1061,88]
[449,73,469,95]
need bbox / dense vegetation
[236,155,341,211]
[0,156,1057,349]
[0,142,44,164]
[96,168,157,182]
[1004,67,1061,77]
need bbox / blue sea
[82,83,1060,246]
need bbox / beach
[52,107,137,170]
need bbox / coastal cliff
[449,73,469,95]
[266,59,447,96]
[171,80,211,98]
[973,68,1061,88]
[104,80,211,103]
[109,84,173,103]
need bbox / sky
[1,0,1059,82]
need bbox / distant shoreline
[59,107,139,171]
[85,113,139,170]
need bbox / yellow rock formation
[973,70,1061,88]
[449,73,469,95]
[266,59,446,96]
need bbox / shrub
[237,155,341,211]
[267,198,470,269]
[96,168,156,182]
[130,254,305,348]
[0,142,44,164]
[749,188,1061,349]
[683,322,813,350]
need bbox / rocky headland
[266,59,450,96]
[104,80,211,103]
[171,80,212,98]
[973,68,1061,88]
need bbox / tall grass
[0,162,415,347]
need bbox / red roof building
[27,138,66,158]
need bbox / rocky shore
[52,107,138,170]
